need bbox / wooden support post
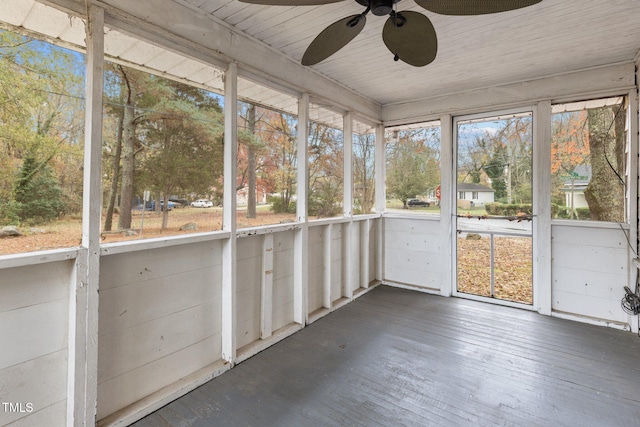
[294,93,309,324]
[343,113,354,299]
[361,219,370,289]
[343,113,353,218]
[70,7,103,426]
[375,124,385,214]
[323,224,333,309]
[534,101,552,316]
[627,87,639,333]
[260,234,274,339]
[375,124,385,281]
[222,62,238,364]
[440,114,454,297]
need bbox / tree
[354,132,375,214]
[484,142,508,200]
[115,66,151,230]
[256,110,297,214]
[584,103,625,222]
[0,30,85,224]
[102,64,125,231]
[386,128,439,208]
[137,81,223,230]
[308,121,343,217]
[236,103,264,218]
[457,117,532,204]
[14,156,65,223]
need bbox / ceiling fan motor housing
[370,0,394,16]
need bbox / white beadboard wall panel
[97,336,219,420]
[236,254,261,293]
[551,224,631,323]
[236,287,260,350]
[2,399,67,427]
[330,224,343,304]
[98,301,220,384]
[272,249,294,282]
[385,248,444,276]
[98,265,222,334]
[0,260,71,426]
[350,220,361,293]
[99,241,222,290]
[385,265,445,291]
[552,291,628,325]
[0,299,68,371]
[368,220,378,283]
[552,268,626,301]
[0,349,68,426]
[0,262,71,370]
[235,235,263,260]
[307,226,324,313]
[236,230,297,347]
[97,241,223,420]
[236,235,261,349]
[383,217,443,289]
[0,261,71,312]
[272,300,294,333]
[237,233,279,349]
[271,230,295,331]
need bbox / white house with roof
[457,183,495,207]
[561,164,591,209]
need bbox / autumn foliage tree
[551,99,626,222]
[308,121,343,217]
[102,64,224,231]
[137,82,224,230]
[0,30,85,225]
[386,128,439,208]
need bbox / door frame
[450,105,550,312]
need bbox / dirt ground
[0,207,296,255]
[457,235,533,304]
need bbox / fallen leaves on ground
[457,236,533,304]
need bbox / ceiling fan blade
[302,15,366,66]
[239,0,345,5]
[414,0,542,15]
[383,11,437,67]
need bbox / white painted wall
[0,260,73,426]
[384,217,444,292]
[307,218,380,320]
[236,236,262,350]
[551,224,630,325]
[330,224,344,305]
[383,216,633,326]
[97,241,223,419]
[271,231,295,332]
[307,226,324,314]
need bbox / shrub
[484,203,532,216]
[269,195,296,214]
[556,206,591,220]
[14,158,65,224]
[0,200,22,226]
[309,184,342,218]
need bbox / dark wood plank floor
[132,285,640,426]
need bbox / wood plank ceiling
[178,0,640,106]
[2,0,640,120]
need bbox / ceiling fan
[238,0,542,67]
